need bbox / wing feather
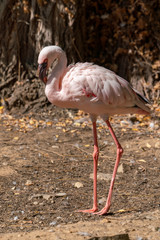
[62,63,136,107]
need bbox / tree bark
[0,0,159,112]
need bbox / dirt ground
[0,108,160,240]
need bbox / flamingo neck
[45,51,67,103]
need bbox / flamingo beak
[38,61,48,84]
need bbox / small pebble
[13,216,18,221]
[50,221,57,226]
[74,182,83,188]
[25,180,33,186]
[149,122,154,129]
[136,237,143,240]
[90,173,114,181]
[42,194,52,200]
[55,192,67,197]
[130,159,135,164]
[98,197,107,205]
[77,231,91,237]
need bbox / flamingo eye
[42,58,48,68]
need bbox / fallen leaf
[121,128,127,132]
[132,128,139,131]
[117,163,124,173]
[0,106,4,114]
[13,137,19,140]
[152,60,160,70]
[29,119,35,125]
[74,122,81,127]
[14,192,20,195]
[138,159,146,163]
[46,121,53,126]
[117,209,126,213]
[146,143,151,148]
[70,129,77,133]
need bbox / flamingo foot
[76,207,98,213]
[93,205,110,215]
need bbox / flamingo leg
[94,120,123,215]
[77,121,99,213]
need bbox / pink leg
[77,121,99,213]
[94,120,123,215]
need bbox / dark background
[0,0,159,113]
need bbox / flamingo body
[38,46,150,215]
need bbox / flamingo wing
[62,63,136,107]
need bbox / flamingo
[38,45,151,215]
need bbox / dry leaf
[74,122,81,127]
[146,143,151,148]
[0,106,4,114]
[29,120,35,125]
[13,137,19,140]
[132,128,139,131]
[46,121,52,126]
[117,209,126,213]
[117,163,124,173]
[152,60,160,70]
[84,144,90,147]
[138,159,146,163]
[121,128,127,132]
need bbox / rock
[29,193,55,201]
[77,231,91,237]
[98,197,107,205]
[42,194,52,200]
[49,221,57,226]
[88,234,130,240]
[13,216,18,221]
[25,180,33,186]
[90,173,116,181]
[155,141,160,148]
[74,182,84,188]
[55,192,67,197]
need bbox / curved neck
[45,50,67,101]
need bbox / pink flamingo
[38,46,151,215]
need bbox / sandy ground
[0,210,160,240]
[0,110,160,239]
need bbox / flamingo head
[38,47,51,84]
[38,46,65,84]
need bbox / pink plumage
[38,45,150,215]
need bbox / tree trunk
[0,0,159,113]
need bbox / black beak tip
[38,62,47,83]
